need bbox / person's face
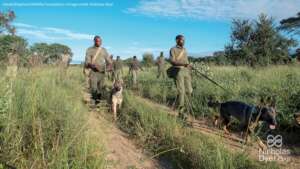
[94,38,102,47]
[176,37,185,46]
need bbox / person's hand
[186,64,193,69]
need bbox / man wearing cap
[169,35,193,121]
[129,56,142,87]
[156,51,166,79]
[113,56,123,81]
[84,35,109,106]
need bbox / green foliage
[30,43,73,64]
[135,65,300,129]
[280,12,300,35]
[225,14,297,66]
[0,10,16,34]
[119,91,279,169]
[0,67,105,169]
[142,52,154,67]
[0,35,29,65]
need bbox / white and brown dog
[111,80,123,121]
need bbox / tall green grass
[119,91,279,169]
[0,67,106,169]
[135,65,300,128]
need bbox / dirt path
[83,92,169,169]
[88,110,166,169]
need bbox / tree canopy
[225,14,297,66]
[280,12,300,35]
[0,10,16,35]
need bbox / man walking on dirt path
[84,35,110,106]
[169,35,193,121]
[129,56,143,87]
[156,51,166,79]
[113,56,123,81]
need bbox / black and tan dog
[110,80,123,122]
[208,98,277,136]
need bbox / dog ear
[266,96,272,106]
[259,97,266,106]
[270,97,276,108]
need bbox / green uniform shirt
[114,59,123,70]
[157,57,165,69]
[130,59,140,71]
[169,45,189,67]
[85,46,109,72]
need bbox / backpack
[167,48,185,79]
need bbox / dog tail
[208,100,220,108]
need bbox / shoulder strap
[92,47,102,64]
[176,48,185,61]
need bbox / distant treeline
[192,14,300,66]
[0,10,72,67]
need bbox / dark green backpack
[166,66,180,79]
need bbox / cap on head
[160,51,163,57]
[94,35,101,41]
[176,34,184,40]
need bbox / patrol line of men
[84,34,192,120]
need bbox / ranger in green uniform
[84,35,109,105]
[106,55,114,81]
[156,51,166,79]
[113,56,123,81]
[169,35,192,120]
[129,56,142,87]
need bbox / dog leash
[191,66,231,93]
[244,106,264,143]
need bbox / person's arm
[138,61,144,71]
[169,48,189,67]
[83,49,90,73]
[156,58,159,65]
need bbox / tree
[280,12,300,35]
[225,19,254,65]
[225,14,296,66]
[0,35,28,65]
[47,43,72,64]
[30,43,72,64]
[0,10,16,35]
[142,52,154,67]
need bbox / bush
[0,67,105,169]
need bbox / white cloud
[14,22,94,40]
[126,0,300,20]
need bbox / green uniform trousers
[131,70,138,86]
[114,69,122,81]
[175,67,193,118]
[90,71,105,104]
[157,67,166,79]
